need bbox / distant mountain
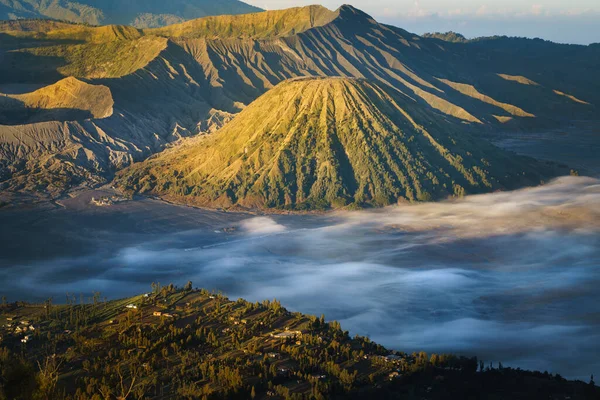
[116,77,563,210]
[0,5,597,201]
[422,31,469,43]
[0,0,262,28]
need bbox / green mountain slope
[0,0,262,28]
[116,77,563,210]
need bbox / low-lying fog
[1,176,599,380]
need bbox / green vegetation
[116,77,565,211]
[422,32,469,43]
[0,285,597,399]
[14,36,167,79]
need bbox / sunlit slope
[117,78,561,210]
[0,21,168,81]
[0,0,262,28]
[0,77,113,124]
[148,5,337,39]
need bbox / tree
[35,354,63,399]
[184,281,193,292]
[44,298,52,319]
[151,282,161,295]
[251,386,256,399]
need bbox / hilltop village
[0,285,597,399]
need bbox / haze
[245,0,600,44]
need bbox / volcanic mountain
[0,0,261,28]
[116,77,563,210]
[0,5,597,200]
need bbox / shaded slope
[0,0,262,28]
[117,78,562,210]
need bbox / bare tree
[36,354,63,399]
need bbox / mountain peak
[116,77,559,210]
[334,4,377,24]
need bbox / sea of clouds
[1,176,599,379]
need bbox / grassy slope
[0,77,113,124]
[116,77,563,210]
[147,5,337,39]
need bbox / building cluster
[1,316,36,345]
[90,195,128,207]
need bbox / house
[20,320,30,326]
[272,330,302,339]
[163,313,174,318]
[267,352,280,359]
[126,304,138,310]
[386,354,402,362]
[21,335,31,344]
[389,372,401,380]
[153,311,162,317]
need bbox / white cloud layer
[1,177,600,380]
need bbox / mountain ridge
[0,4,597,201]
[0,0,262,28]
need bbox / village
[0,285,505,399]
[90,194,129,207]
